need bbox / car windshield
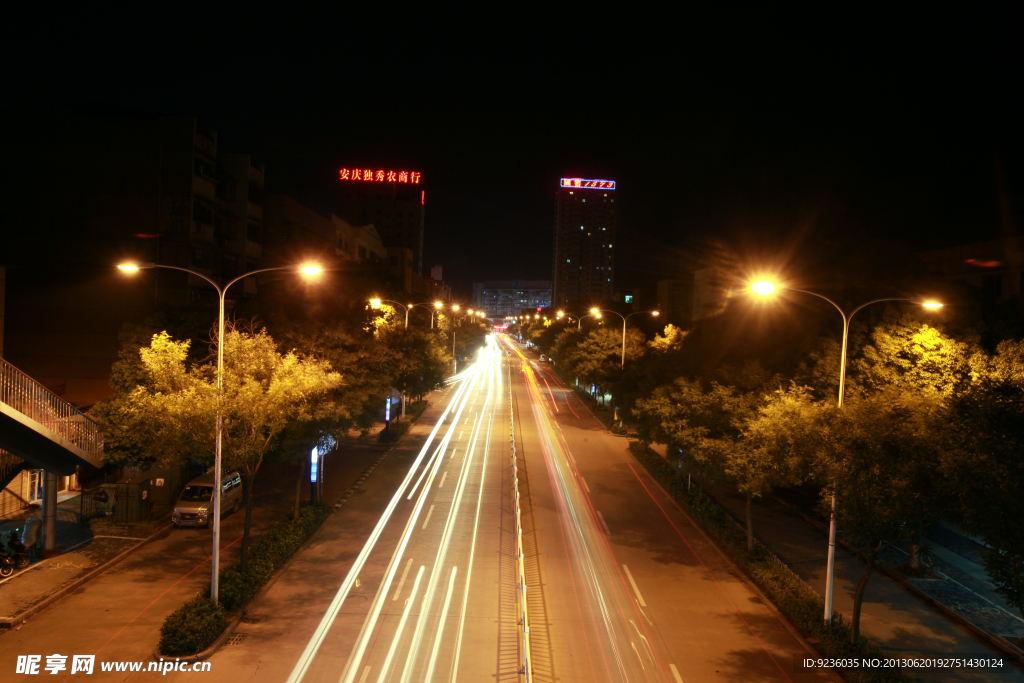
[179,485,213,502]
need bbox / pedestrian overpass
[0,358,104,552]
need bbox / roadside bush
[159,503,332,655]
[629,441,911,683]
[158,596,226,656]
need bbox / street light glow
[651,311,660,316]
[434,301,443,308]
[300,264,323,276]
[370,298,382,308]
[117,263,140,272]
[922,301,943,309]
[452,304,460,311]
[590,307,599,314]
[752,280,777,296]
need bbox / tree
[728,386,817,553]
[127,326,341,571]
[816,392,943,645]
[941,339,1024,620]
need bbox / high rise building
[552,178,617,308]
[335,168,425,276]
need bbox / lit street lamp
[590,308,660,368]
[118,260,321,602]
[369,298,411,328]
[751,279,942,625]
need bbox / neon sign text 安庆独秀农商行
[560,178,616,189]
[340,169,422,183]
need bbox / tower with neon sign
[552,177,617,307]
[336,167,426,275]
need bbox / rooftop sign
[560,177,616,190]
[340,168,421,183]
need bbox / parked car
[172,470,242,528]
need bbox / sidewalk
[702,478,1024,681]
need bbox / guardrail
[507,353,532,681]
[0,358,103,461]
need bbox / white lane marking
[288,365,478,683]
[439,472,448,488]
[464,417,469,424]
[458,430,463,440]
[423,566,458,682]
[622,564,647,607]
[450,448,457,460]
[670,663,684,683]
[580,474,591,493]
[392,559,413,601]
[376,566,425,683]
[422,505,435,530]
[358,667,371,683]
[451,406,494,683]
[596,510,611,536]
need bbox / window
[247,223,261,243]
[193,202,213,225]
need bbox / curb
[630,455,845,683]
[767,493,1024,667]
[0,521,174,628]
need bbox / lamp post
[575,312,601,329]
[590,308,660,367]
[118,260,321,602]
[369,299,410,328]
[751,280,942,625]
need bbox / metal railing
[0,358,103,461]
[507,354,532,681]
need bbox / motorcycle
[6,534,29,569]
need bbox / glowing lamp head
[751,280,777,296]
[596,313,602,318]
[557,311,564,317]
[651,310,660,316]
[117,263,140,272]
[922,301,943,309]
[589,307,599,314]
[370,298,381,308]
[468,309,474,314]
[300,264,322,276]
[452,304,460,311]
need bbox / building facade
[552,178,617,308]
[335,169,425,276]
[473,281,552,317]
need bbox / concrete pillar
[42,470,59,556]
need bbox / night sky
[11,8,1020,297]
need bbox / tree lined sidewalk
[702,477,1024,677]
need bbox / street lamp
[118,260,321,603]
[591,309,660,368]
[751,279,942,625]
[369,298,411,328]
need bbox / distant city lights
[340,169,421,183]
[560,177,616,189]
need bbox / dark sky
[11,7,1021,297]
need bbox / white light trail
[375,566,425,683]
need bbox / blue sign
[310,446,319,483]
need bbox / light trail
[502,335,669,682]
[286,352,483,683]
[375,565,425,683]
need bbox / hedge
[378,400,428,443]
[628,441,912,683]
[158,502,333,655]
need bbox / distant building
[919,236,1022,305]
[473,281,552,317]
[552,178,617,307]
[335,169,425,276]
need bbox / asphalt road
[504,336,833,683]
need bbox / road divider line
[439,472,448,488]
[358,667,371,683]
[392,559,413,601]
[597,510,611,536]
[580,475,591,493]
[670,663,684,682]
[422,505,434,530]
[623,565,646,606]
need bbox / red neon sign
[560,177,616,190]
[340,168,421,184]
